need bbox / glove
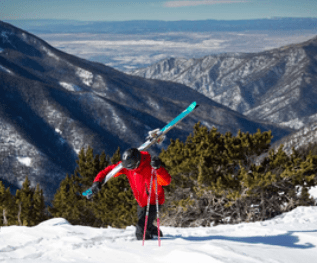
[83,182,101,199]
[151,156,161,169]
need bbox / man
[89,148,171,240]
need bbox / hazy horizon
[2,0,316,21]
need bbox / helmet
[122,148,141,170]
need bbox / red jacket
[94,151,171,207]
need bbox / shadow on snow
[163,230,317,249]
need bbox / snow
[16,157,32,166]
[1,206,317,263]
[76,68,93,86]
[0,65,13,74]
[280,117,305,129]
[74,148,81,154]
[59,82,82,92]
[309,187,317,200]
[1,31,10,42]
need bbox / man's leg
[135,204,163,240]
[147,205,163,237]
[135,205,154,240]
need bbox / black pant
[135,204,161,240]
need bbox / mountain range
[131,36,317,131]
[0,21,292,200]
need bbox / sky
[1,0,317,21]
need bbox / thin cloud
[164,0,249,8]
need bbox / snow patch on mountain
[16,157,32,167]
[59,82,82,92]
[274,121,317,154]
[1,31,10,43]
[0,65,13,74]
[21,32,27,40]
[213,86,250,112]
[76,67,93,86]
[280,118,305,129]
[92,75,107,90]
[108,104,128,133]
[42,45,60,60]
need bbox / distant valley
[6,18,317,72]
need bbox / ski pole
[142,169,154,246]
[154,169,161,247]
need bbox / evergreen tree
[99,150,109,171]
[50,174,83,225]
[15,176,33,226]
[159,122,291,226]
[33,184,47,224]
[0,181,7,226]
[111,147,121,164]
[76,146,105,187]
[13,177,47,226]
[297,142,317,158]
[50,146,117,226]
[236,145,317,222]
[50,174,70,218]
[75,146,110,226]
[0,181,15,226]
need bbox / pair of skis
[82,101,199,245]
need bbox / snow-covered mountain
[1,205,317,262]
[272,121,317,154]
[0,21,291,199]
[131,36,317,130]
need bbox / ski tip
[189,101,196,110]
[191,101,199,110]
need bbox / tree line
[0,176,46,226]
[1,122,317,227]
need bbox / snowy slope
[1,206,317,263]
[273,121,317,154]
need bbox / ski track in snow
[1,206,317,263]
